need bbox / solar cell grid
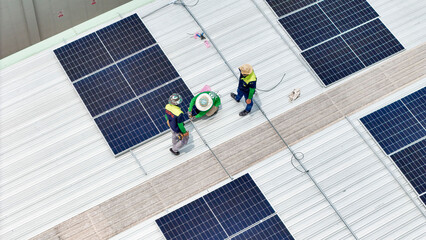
[156,198,228,240]
[420,194,426,205]
[279,4,340,50]
[73,65,136,117]
[319,0,379,32]
[301,37,365,86]
[401,87,426,128]
[342,19,404,66]
[390,139,426,195]
[360,101,426,155]
[266,0,316,17]
[203,174,275,236]
[96,14,156,61]
[94,99,159,155]
[232,215,294,240]
[139,79,193,133]
[54,33,113,81]
[117,45,180,96]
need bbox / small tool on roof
[288,88,301,102]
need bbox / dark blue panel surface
[342,19,404,66]
[232,215,294,240]
[266,0,316,17]
[204,174,275,236]
[140,79,193,133]
[361,101,426,154]
[420,194,426,205]
[390,139,426,195]
[301,37,365,85]
[401,87,426,128]
[279,5,340,50]
[94,99,159,155]
[74,65,136,117]
[117,45,179,95]
[156,198,228,240]
[54,33,113,81]
[96,14,156,61]
[319,0,379,32]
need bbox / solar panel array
[268,0,404,86]
[156,174,294,240]
[54,14,193,155]
[361,87,426,205]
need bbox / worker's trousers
[235,88,254,112]
[172,131,189,152]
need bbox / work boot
[239,110,249,116]
[230,93,239,102]
[170,148,180,155]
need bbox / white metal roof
[1,0,425,239]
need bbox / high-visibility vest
[241,71,257,85]
[165,104,183,117]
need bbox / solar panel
[279,4,340,50]
[96,14,156,61]
[266,0,316,17]
[301,37,365,86]
[401,87,426,127]
[342,19,404,66]
[73,65,136,117]
[117,45,179,96]
[390,139,426,195]
[360,101,426,155]
[319,0,379,32]
[203,174,275,236]
[156,198,228,240]
[232,215,294,240]
[420,194,426,205]
[94,99,159,155]
[140,79,193,133]
[54,33,113,81]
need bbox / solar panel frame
[401,87,426,128]
[390,139,426,195]
[94,99,159,155]
[360,100,426,155]
[54,32,114,82]
[96,14,156,61]
[265,0,317,17]
[156,198,228,240]
[203,174,276,236]
[117,45,180,96]
[319,0,379,32]
[232,215,294,240]
[279,4,340,50]
[139,78,193,133]
[73,65,136,117]
[301,37,365,86]
[342,19,404,66]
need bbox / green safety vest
[241,71,257,84]
[165,104,183,116]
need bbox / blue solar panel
[301,37,365,86]
[117,45,179,96]
[203,174,275,236]
[232,215,294,240]
[319,0,379,32]
[73,65,136,117]
[266,0,316,17]
[420,194,426,205]
[401,87,426,127]
[94,99,159,155]
[140,79,193,133]
[279,4,340,50]
[342,19,404,66]
[390,139,426,195]
[54,33,113,81]
[96,14,156,61]
[156,198,228,240]
[360,101,426,155]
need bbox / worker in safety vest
[165,93,189,155]
[188,91,221,119]
[230,64,257,116]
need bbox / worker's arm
[195,110,207,118]
[164,114,169,121]
[248,87,255,99]
[177,114,187,134]
[188,94,200,113]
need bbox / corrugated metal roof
[1,0,425,239]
